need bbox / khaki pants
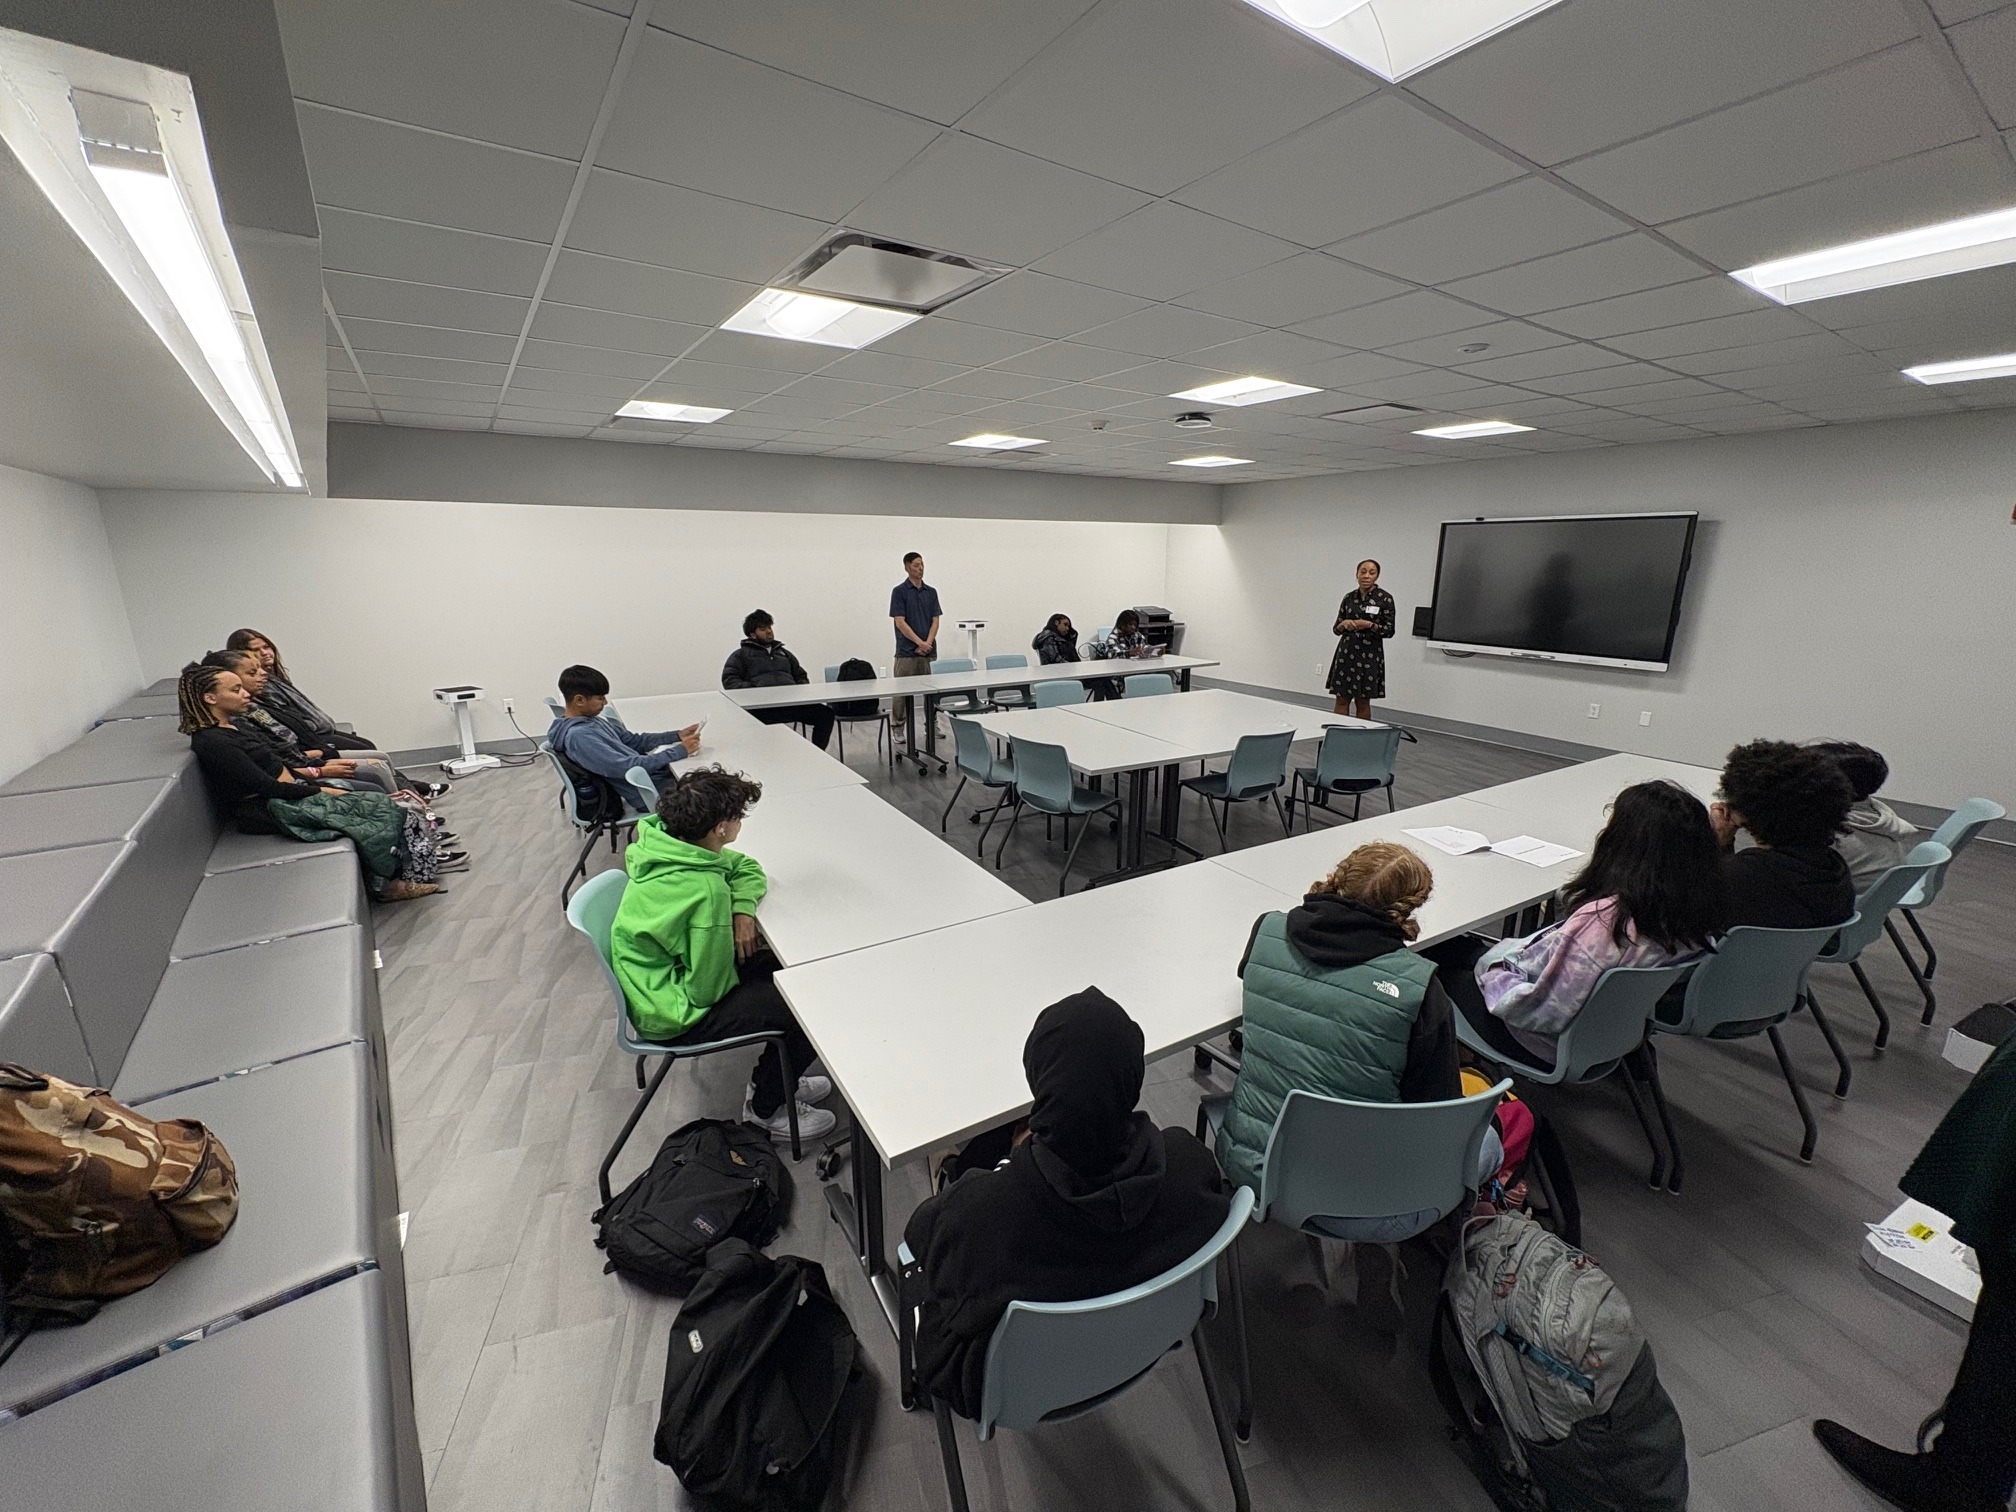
[892,657,931,740]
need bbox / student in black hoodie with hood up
[903,988,1230,1420]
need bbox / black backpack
[552,745,630,828]
[594,1119,792,1292]
[832,658,878,719]
[655,1239,862,1511]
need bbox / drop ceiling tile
[326,343,356,372]
[1331,178,1634,286]
[1603,308,1821,360]
[374,394,497,418]
[927,369,1069,400]
[681,331,850,373]
[866,389,989,416]
[1289,290,1486,349]
[328,405,378,422]
[1662,342,1886,380]
[1174,252,1408,328]
[541,250,758,327]
[567,170,827,283]
[1558,45,1976,226]
[1072,306,1263,360]
[960,0,1366,194]
[498,403,613,424]
[295,106,578,243]
[1581,377,1730,406]
[1035,382,1168,414]
[1441,236,1705,316]
[1795,260,2016,332]
[867,319,1045,367]
[515,339,668,379]
[1291,350,1437,391]
[354,350,509,383]
[278,0,625,157]
[494,420,598,437]
[983,342,1143,383]
[1326,368,1491,403]
[1409,0,1912,166]
[598,29,941,220]
[812,351,968,390]
[1656,139,2016,270]
[849,133,1150,266]
[324,271,531,335]
[1518,361,1681,396]
[1035,203,1301,302]
[1544,278,1777,339]
[1377,320,1570,366]
[1180,329,1357,383]
[1178,95,1523,248]
[1096,360,1238,397]
[381,412,489,431]
[365,375,503,402]
[317,209,550,298]
[780,375,913,409]
[741,393,860,421]
[648,0,1097,124]
[1930,0,2016,22]
[509,365,654,399]
[935,271,1152,338]
[527,303,709,358]
[1951,7,2016,127]
[643,359,796,395]
[336,318,518,364]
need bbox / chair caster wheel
[1194,1046,1212,1073]
[815,1148,842,1181]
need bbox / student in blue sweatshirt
[545,664,700,809]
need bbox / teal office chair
[1810,841,1949,1045]
[901,1187,1256,1512]
[622,764,661,819]
[1196,1082,1508,1439]
[566,871,800,1190]
[543,745,638,907]
[1285,724,1417,829]
[985,653,1034,709]
[1122,672,1175,697]
[1892,799,2004,1014]
[1650,922,1850,1186]
[929,657,988,715]
[940,716,1016,853]
[996,737,1120,894]
[823,664,893,772]
[1180,730,1294,851]
[1033,679,1088,707]
[1455,960,1697,1190]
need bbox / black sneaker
[1813,1420,2002,1512]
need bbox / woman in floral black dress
[1326,558,1396,719]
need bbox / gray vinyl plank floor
[371,721,2009,1512]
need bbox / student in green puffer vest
[1216,841,1461,1204]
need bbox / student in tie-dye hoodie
[1429,780,1728,1067]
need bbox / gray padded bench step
[0,716,195,796]
[0,1043,398,1418]
[0,954,94,1085]
[0,777,187,861]
[0,1269,423,1511]
[171,850,366,961]
[115,925,385,1110]
[94,692,180,724]
[0,836,207,1084]
[206,825,353,874]
[143,675,178,695]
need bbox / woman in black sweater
[180,664,439,901]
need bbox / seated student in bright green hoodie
[611,766,836,1140]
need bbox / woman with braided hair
[180,663,440,902]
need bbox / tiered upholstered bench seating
[0,695,424,1510]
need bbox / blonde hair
[1309,841,1433,941]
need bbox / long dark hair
[1561,780,1726,951]
[225,627,288,682]
[177,661,232,734]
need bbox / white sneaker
[744,1100,837,1141]
[796,1074,833,1104]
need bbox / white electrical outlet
[1587,702,1601,719]
[502,696,515,713]
[1639,711,1652,727]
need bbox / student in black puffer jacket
[720,610,834,749]
[1031,613,1080,664]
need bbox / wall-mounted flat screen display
[1426,512,1698,672]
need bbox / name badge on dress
[1364,603,1379,615]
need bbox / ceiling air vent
[1323,403,1423,423]
[784,233,1008,313]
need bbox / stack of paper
[1862,1199,1980,1321]
[1403,826,1491,856]
[1401,827,1584,868]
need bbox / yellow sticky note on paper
[1907,1222,1937,1242]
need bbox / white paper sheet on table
[1490,835,1583,867]
[1403,826,1493,856]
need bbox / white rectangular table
[690,722,867,800]
[1069,687,1368,749]
[615,690,762,735]
[735,785,1026,967]
[774,861,1285,1329]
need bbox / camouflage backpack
[0,1065,240,1333]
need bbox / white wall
[99,491,1175,752]
[0,462,144,783]
[1169,410,2016,811]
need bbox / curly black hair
[656,765,764,842]
[1720,739,1854,848]
[1808,739,1888,802]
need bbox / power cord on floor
[427,704,546,784]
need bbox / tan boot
[380,879,441,902]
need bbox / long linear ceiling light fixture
[1730,206,2016,305]
[0,28,305,488]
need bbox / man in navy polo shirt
[889,550,942,748]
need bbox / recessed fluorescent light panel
[615,400,732,423]
[1902,352,2016,385]
[1171,455,1254,468]
[1167,375,1320,407]
[0,29,305,487]
[1242,0,1567,81]
[721,287,919,349]
[1731,206,2016,305]
[1414,420,1535,439]
[951,433,1044,450]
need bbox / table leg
[824,1115,900,1336]
[898,687,931,776]
[1179,667,1193,691]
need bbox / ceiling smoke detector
[1172,412,1216,429]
